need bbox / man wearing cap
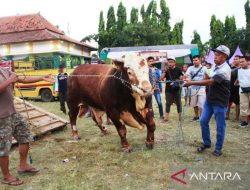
[160,56,183,122]
[147,56,164,119]
[184,45,231,157]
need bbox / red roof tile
[0,30,56,44]
[0,13,96,50]
[0,13,63,35]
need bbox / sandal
[18,167,40,175]
[212,150,222,157]
[2,177,23,186]
[197,144,211,153]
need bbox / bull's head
[113,53,152,97]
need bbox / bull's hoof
[101,126,108,135]
[72,135,81,141]
[145,142,154,150]
[122,145,132,153]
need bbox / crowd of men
[149,47,250,129]
[149,45,250,157]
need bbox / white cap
[212,45,230,57]
[167,56,176,61]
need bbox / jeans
[152,90,163,117]
[200,101,227,151]
[165,90,182,113]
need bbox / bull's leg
[145,108,156,149]
[91,108,108,134]
[68,104,81,140]
[67,100,89,140]
[106,115,113,125]
[107,111,131,153]
[69,104,80,140]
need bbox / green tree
[97,11,107,50]
[106,6,117,47]
[130,7,138,24]
[170,21,184,44]
[98,11,105,32]
[117,2,127,31]
[138,0,162,45]
[203,41,210,54]
[209,15,224,48]
[150,0,158,28]
[224,16,237,53]
[89,1,185,49]
[159,0,171,44]
[116,2,128,46]
[245,0,250,52]
[106,6,116,31]
[191,30,204,55]
[140,4,146,22]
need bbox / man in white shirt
[186,55,208,121]
[237,56,250,128]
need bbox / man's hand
[234,79,239,86]
[9,73,18,83]
[43,74,55,83]
[183,81,191,87]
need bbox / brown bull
[67,60,155,152]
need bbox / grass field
[1,98,250,190]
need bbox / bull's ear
[112,59,124,69]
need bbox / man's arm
[160,71,166,81]
[0,73,18,93]
[54,75,59,92]
[17,74,54,83]
[184,79,214,87]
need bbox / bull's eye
[128,71,132,75]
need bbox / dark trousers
[59,92,67,112]
[165,90,182,113]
